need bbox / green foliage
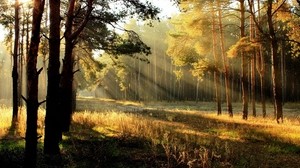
[79,0,160,58]
[277,2,300,57]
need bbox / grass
[1,99,300,167]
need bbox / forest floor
[1,97,300,167]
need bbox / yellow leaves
[191,59,209,81]
[227,37,260,58]
[174,69,183,81]
[116,66,128,91]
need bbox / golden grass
[1,99,300,167]
[70,106,300,167]
[0,106,45,139]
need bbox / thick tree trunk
[267,0,283,123]
[60,41,74,132]
[24,0,45,167]
[60,0,93,132]
[44,0,61,155]
[59,0,76,132]
[12,0,20,126]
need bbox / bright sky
[0,25,6,42]
[151,0,180,18]
[0,0,179,42]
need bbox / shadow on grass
[60,122,167,168]
[122,108,300,168]
[0,121,167,168]
[0,121,24,168]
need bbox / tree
[255,0,267,117]
[267,0,283,123]
[249,0,256,117]
[44,0,160,157]
[248,0,288,122]
[217,0,233,117]
[59,0,94,133]
[12,0,20,127]
[24,0,45,166]
[211,2,222,115]
[44,0,61,155]
[240,0,248,120]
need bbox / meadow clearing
[1,98,300,167]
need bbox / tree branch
[42,33,49,40]
[21,95,28,103]
[70,0,94,40]
[272,0,287,16]
[73,69,80,74]
[38,100,46,106]
[37,67,43,75]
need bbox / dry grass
[1,99,300,167]
[0,106,45,140]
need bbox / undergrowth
[0,100,300,167]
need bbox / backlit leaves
[227,37,260,58]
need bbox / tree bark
[44,0,61,155]
[24,0,45,167]
[60,0,93,132]
[267,0,283,123]
[211,3,222,115]
[250,0,256,117]
[217,0,233,117]
[12,0,20,126]
[256,0,266,117]
[240,0,248,120]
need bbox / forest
[0,0,300,167]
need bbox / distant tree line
[92,0,300,121]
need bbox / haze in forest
[0,0,300,167]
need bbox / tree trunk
[240,0,248,120]
[217,0,232,117]
[256,0,266,117]
[24,0,45,167]
[59,0,76,133]
[267,0,283,123]
[250,0,256,117]
[12,0,20,126]
[211,2,222,115]
[60,0,93,132]
[44,0,61,155]
[60,41,74,132]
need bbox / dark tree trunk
[24,0,45,167]
[60,0,76,132]
[12,0,20,126]
[267,0,283,123]
[60,41,74,132]
[60,0,93,132]
[44,0,61,155]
